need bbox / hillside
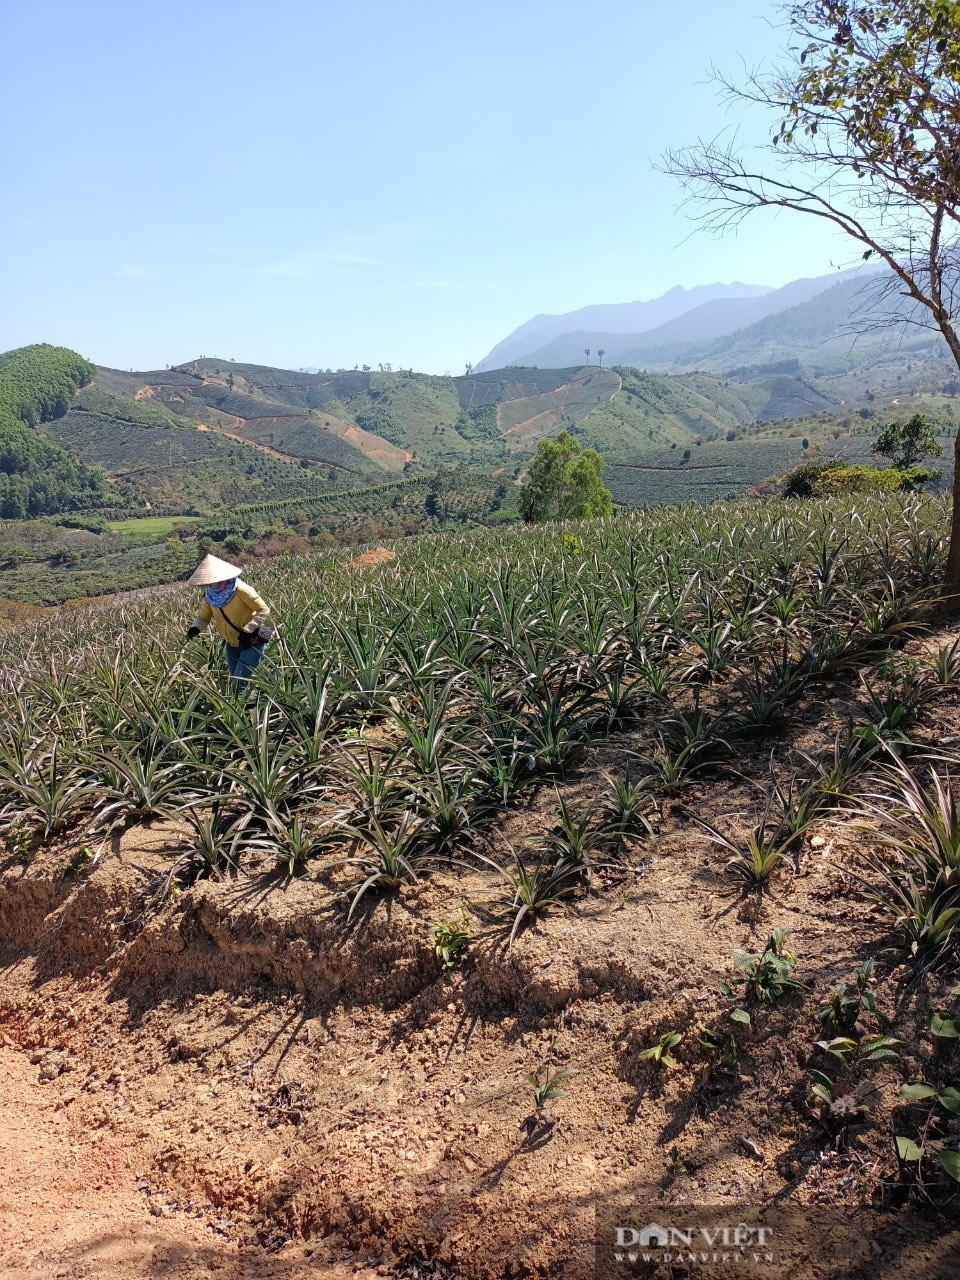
[59,359,828,509]
[2,497,960,1278]
[0,345,111,517]
[2,336,959,606]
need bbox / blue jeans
[225,641,266,691]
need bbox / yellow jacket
[192,581,271,645]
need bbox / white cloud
[249,248,382,277]
[118,265,151,279]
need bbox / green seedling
[638,1030,683,1069]
[721,929,802,1008]
[928,1009,960,1040]
[525,1066,574,1118]
[697,1024,739,1076]
[892,1082,960,1207]
[818,959,889,1036]
[816,1034,900,1064]
[432,910,472,970]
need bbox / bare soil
[3,632,960,1278]
[345,548,398,571]
[0,1046,372,1280]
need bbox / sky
[1,0,856,374]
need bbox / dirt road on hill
[0,1048,370,1280]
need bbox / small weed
[697,1024,738,1077]
[815,1034,900,1064]
[432,910,472,970]
[720,928,802,1012]
[929,1009,960,1042]
[818,959,889,1036]
[521,1065,575,1138]
[56,841,96,879]
[8,820,33,865]
[888,1082,960,1207]
[806,1075,875,1137]
[638,1030,683,1069]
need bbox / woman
[185,554,274,689]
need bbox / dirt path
[0,1048,369,1280]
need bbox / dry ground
[3,633,960,1278]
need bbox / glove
[186,626,200,640]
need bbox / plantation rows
[604,440,804,508]
[0,494,957,956]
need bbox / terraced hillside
[44,357,835,520]
[7,340,959,608]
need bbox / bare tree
[661,0,960,590]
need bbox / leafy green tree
[520,430,612,523]
[874,413,943,470]
[662,1,960,589]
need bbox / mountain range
[476,267,901,372]
[476,282,771,370]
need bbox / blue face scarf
[205,579,238,608]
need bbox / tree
[520,430,613,522]
[597,348,606,369]
[662,0,960,590]
[584,348,591,365]
[874,413,943,469]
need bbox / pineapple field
[2,495,960,1279]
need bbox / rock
[38,1051,75,1081]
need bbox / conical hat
[187,553,243,586]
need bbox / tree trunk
[942,322,960,600]
[945,424,960,598]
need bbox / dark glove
[186,626,200,640]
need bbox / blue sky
[1,0,853,374]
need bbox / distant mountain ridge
[478,269,883,372]
[477,282,771,371]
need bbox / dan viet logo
[614,1221,775,1265]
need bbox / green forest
[0,345,110,518]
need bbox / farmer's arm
[191,598,214,633]
[236,583,270,631]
